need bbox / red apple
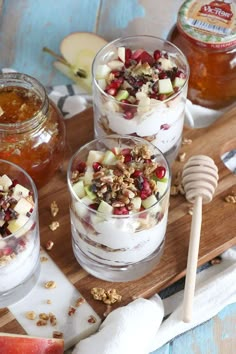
[0,333,64,354]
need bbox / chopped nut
[75,297,85,307]
[45,240,54,251]
[36,319,47,326]
[182,138,192,145]
[49,312,57,326]
[91,287,106,301]
[39,313,49,321]
[50,201,59,217]
[53,331,64,339]
[44,280,57,289]
[178,152,186,162]
[25,311,36,320]
[46,299,52,304]
[68,306,76,316]
[91,287,122,305]
[49,221,60,231]
[88,315,97,323]
[40,256,48,262]
[170,185,179,196]
[210,256,222,265]
[225,195,236,203]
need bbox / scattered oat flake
[46,299,52,304]
[49,221,60,231]
[182,138,192,145]
[44,280,57,289]
[53,331,64,339]
[36,319,47,326]
[25,311,36,320]
[40,256,48,262]
[224,195,236,203]
[50,201,59,217]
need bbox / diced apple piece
[115,89,129,101]
[158,78,173,94]
[132,196,142,211]
[117,47,126,62]
[14,197,34,215]
[102,150,117,165]
[72,180,86,199]
[173,76,186,88]
[0,174,12,191]
[142,195,158,209]
[107,60,124,70]
[83,167,94,185]
[87,150,104,166]
[7,214,30,235]
[97,200,113,215]
[96,64,111,79]
[0,332,64,354]
[111,147,120,155]
[97,78,107,90]
[84,185,96,200]
[12,183,30,201]
[156,180,168,198]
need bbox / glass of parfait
[0,72,66,189]
[67,135,171,282]
[0,159,40,307]
[92,35,189,164]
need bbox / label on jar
[177,0,236,49]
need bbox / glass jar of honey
[169,0,236,110]
[0,73,66,188]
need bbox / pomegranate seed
[89,203,99,210]
[140,191,149,200]
[160,123,170,130]
[111,70,121,78]
[105,87,117,96]
[4,210,11,222]
[123,110,134,120]
[153,50,161,60]
[176,70,186,79]
[124,154,132,163]
[3,247,13,256]
[131,170,142,178]
[159,72,168,79]
[139,51,154,65]
[143,178,151,192]
[76,161,86,173]
[121,148,131,155]
[112,78,124,88]
[149,93,158,99]
[11,179,19,187]
[113,207,129,215]
[158,94,167,101]
[92,162,102,172]
[155,166,166,179]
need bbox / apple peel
[0,332,64,354]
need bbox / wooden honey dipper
[182,155,219,322]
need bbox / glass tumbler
[92,35,189,165]
[67,135,171,282]
[0,160,40,307]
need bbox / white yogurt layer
[71,206,168,266]
[0,232,39,292]
[96,95,185,154]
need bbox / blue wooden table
[0,1,236,353]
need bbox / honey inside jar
[169,0,236,110]
[0,73,66,188]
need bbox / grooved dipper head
[182,155,219,204]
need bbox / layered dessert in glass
[92,35,189,164]
[67,135,170,282]
[0,159,40,307]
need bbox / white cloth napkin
[72,297,164,354]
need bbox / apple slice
[12,183,30,201]
[0,332,64,354]
[87,150,104,166]
[102,150,117,165]
[158,78,174,94]
[44,32,107,93]
[14,197,34,215]
[142,195,158,209]
[72,180,86,199]
[97,200,113,215]
[0,174,12,191]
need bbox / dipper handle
[182,155,218,323]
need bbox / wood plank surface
[0,106,235,336]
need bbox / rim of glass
[0,72,48,130]
[92,34,190,106]
[0,159,38,239]
[67,134,171,217]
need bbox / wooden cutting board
[1,106,236,333]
